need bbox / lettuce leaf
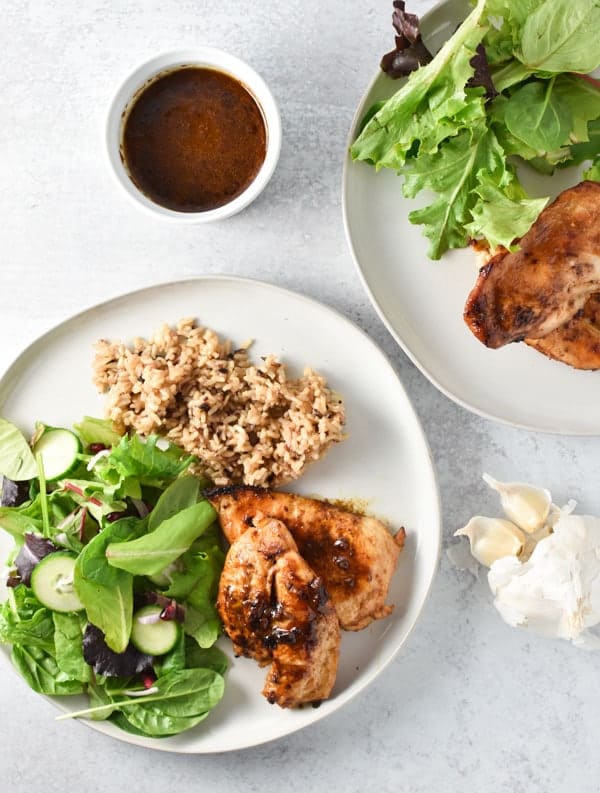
[351,0,489,170]
[584,157,600,182]
[402,123,545,257]
[350,0,600,258]
[107,434,195,483]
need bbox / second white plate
[343,0,600,435]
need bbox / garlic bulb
[488,513,600,646]
[482,473,551,533]
[455,516,525,567]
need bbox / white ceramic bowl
[105,48,282,222]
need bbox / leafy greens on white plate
[0,417,227,738]
[351,0,600,259]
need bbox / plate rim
[341,0,598,437]
[0,273,442,753]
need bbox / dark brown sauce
[122,66,267,212]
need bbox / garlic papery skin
[455,516,525,567]
[482,473,552,533]
[488,513,600,645]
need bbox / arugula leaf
[0,419,37,481]
[74,519,141,652]
[108,434,194,482]
[53,612,91,683]
[105,501,216,576]
[73,417,122,448]
[519,0,600,74]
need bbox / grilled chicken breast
[217,514,340,707]
[208,486,405,631]
[464,181,600,348]
[525,293,600,370]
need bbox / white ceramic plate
[343,0,600,435]
[0,275,440,753]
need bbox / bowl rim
[104,47,282,223]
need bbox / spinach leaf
[504,79,571,154]
[148,475,200,530]
[183,604,221,650]
[108,435,195,482]
[53,612,91,683]
[0,418,37,481]
[161,527,224,599]
[59,668,225,733]
[155,630,186,675]
[73,417,122,448]
[184,638,228,676]
[105,501,216,576]
[111,711,155,736]
[120,707,209,737]
[11,644,84,695]
[519,0,600,74]
[0,586,55,652]
[74,519,141,653]
[87,675,119,720]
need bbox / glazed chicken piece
[217,514,340,707]
[464,181,600,348]
[525,293,600,370]
[208,486,405,631]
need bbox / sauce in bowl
[121,66,267,213]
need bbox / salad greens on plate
[351,0,600,259]
[0,416,227,738]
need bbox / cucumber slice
[30,553,84,612]
[33,428,81,480]
[131,605,179,656]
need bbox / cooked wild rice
[92,318,346,487]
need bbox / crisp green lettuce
[351,0,489,170]
[350,0,600,259]
[106,434,195,483]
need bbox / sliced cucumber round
[30,553,84,612]
[131,605,179,656]
[33,428,81,481]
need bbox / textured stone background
[2,1,599,790]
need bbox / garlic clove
[482,473,552,533]
[455,516,525,567]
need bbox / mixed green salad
[0,416,227,738]
[351,0,600,259]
